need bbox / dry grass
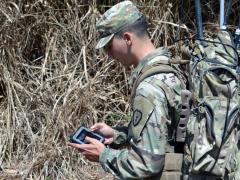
[0,0,239,179]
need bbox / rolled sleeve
[112,127,128,146]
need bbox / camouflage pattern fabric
[183,31,240,179]
[95,0,143,49]
[99,47,185,179]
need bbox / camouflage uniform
[99,47,185,180]
[96,1,185,179]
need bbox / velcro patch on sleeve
[130,95,155,140]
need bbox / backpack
[183,30,240,179]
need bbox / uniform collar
[128,47,171,86]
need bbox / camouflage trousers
[144,172,182,180]
[145,153,183,180]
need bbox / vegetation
[0,0,239,179]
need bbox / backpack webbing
[130,59,186,105]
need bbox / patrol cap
[95,1,143,49]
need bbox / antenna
[220,0,226,30]
[194,0,204,41]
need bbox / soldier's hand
[68,137,105,162]
[91,123,114,144]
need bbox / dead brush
[0,0,239,179]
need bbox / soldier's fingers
[85,136,99,144]
[68,143,84,152]
[68,142,92,151]
[104,138,113,144]
[90,123,102,131]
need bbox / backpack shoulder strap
[130,59,186,105]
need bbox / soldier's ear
[122,32,132,46]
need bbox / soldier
[69,1,186,179]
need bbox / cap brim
[95,34,114,49]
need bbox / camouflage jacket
[99,47,184,179]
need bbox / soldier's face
[105,35,132,67]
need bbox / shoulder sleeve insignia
[129,95,155,139]
[132,109,142,126]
